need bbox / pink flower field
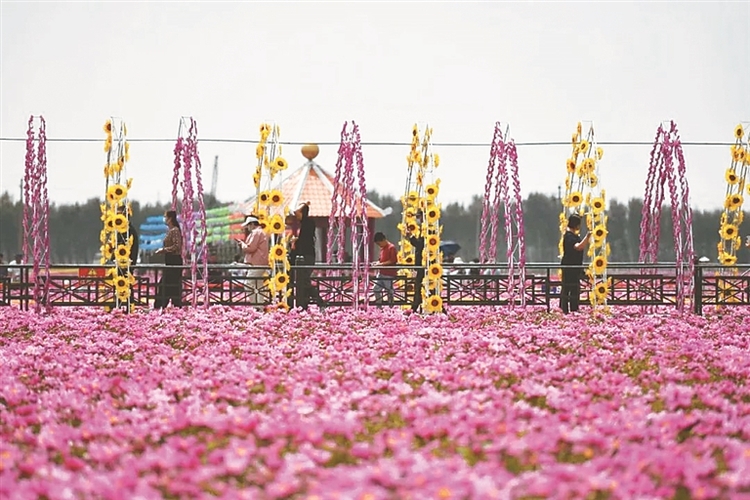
[1,306,749,499]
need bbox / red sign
[78,267,107,278]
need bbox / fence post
[693,258,703,316]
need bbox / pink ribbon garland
[639,121,694,311]
[22,116,51,314]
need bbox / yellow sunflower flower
[406,191,420,206]
[591,255,607,275]
[107,184,128,204]
[566,158,576,174]
[593,280,609,300]
[425,181,440,199]
[103,215,116,232]
[103,120,113,134]
[566,191,584,207]
[734,124,745,140]
[259,191,271,205]
[720,223,739,241]
[269,244,287,262]
[596,147,604,160]
[725,193,744,211]
[591,196,605,214]
[725,169,739,184]
[427,263,443,280]
[115,244,130,262]
[274,272,290,290]
[433,154,440,168]
[426,234,440,251]
[424,294,443,314]
[112,214,129,233]
[269,190,284,206]
[268,214,284,235]
[719,252,737,266]
[732,146,745,162]
[592,224,608,242]
[104,137,112,153]
[579,140,590,154]
[272,157,288,172]
[581,158,595,175]
[426,206,441,223]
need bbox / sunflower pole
[559,121,609,312]
[639,120,695,312]
[397,124,443,314]
[478,122,527,307]
[100,117,135,311]
[22,115,51,314]
[715,122,749,303]
[171,117,208,308]
[253,122,291,311]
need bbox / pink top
[243,228,269,267]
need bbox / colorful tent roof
[234,160,388,219]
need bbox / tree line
[0,190,747,265]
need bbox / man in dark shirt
[291,202,316,309]
[560,213,591,314]
[407,215,426,312]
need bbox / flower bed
[1,306,749,498]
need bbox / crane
[210,156,218,198]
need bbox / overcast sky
[1,1,748,211]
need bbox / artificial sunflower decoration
[587,173,599,188]
[107,184,128,204]
[566,191,583,207]
[735,124,745,140]
[256,144,265,160]
[268,214,284,235]
[426,234,440,251]
[424,295,443,314]
[274,272,289,290]
[269,244,287,261]
[425,182,440,199]
[581,158,595,175]
[104,137,112,153]
[115,244,131,263]
[427,263,443,279]
[259,191,271,204]
[269,190,284,206]
[104,215,117,232]
[592,255,607,275]
[719,252,737,266]
[725,193,744,211]
[112,214,129,233]
[592,224,608,242]
[433,154,440,168]
[720,223,739,241]
[591,196,605,214]
[406,220,420,235]
[596,147,604,160]
[579,140,590,155]
[103,120,113,134]
[725,169,739,184]
[406,191,420,206]
[731,146,745,163]
[426,206,441,223]
[593,280,609,300]
[101,242,114,261]
[124,142,130,162]
[566,158,576,174]
[272,157,288,172]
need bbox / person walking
[154,210,183,309]
[560,213,591,314]
[238,215,269,306]
[372,232,398,307]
